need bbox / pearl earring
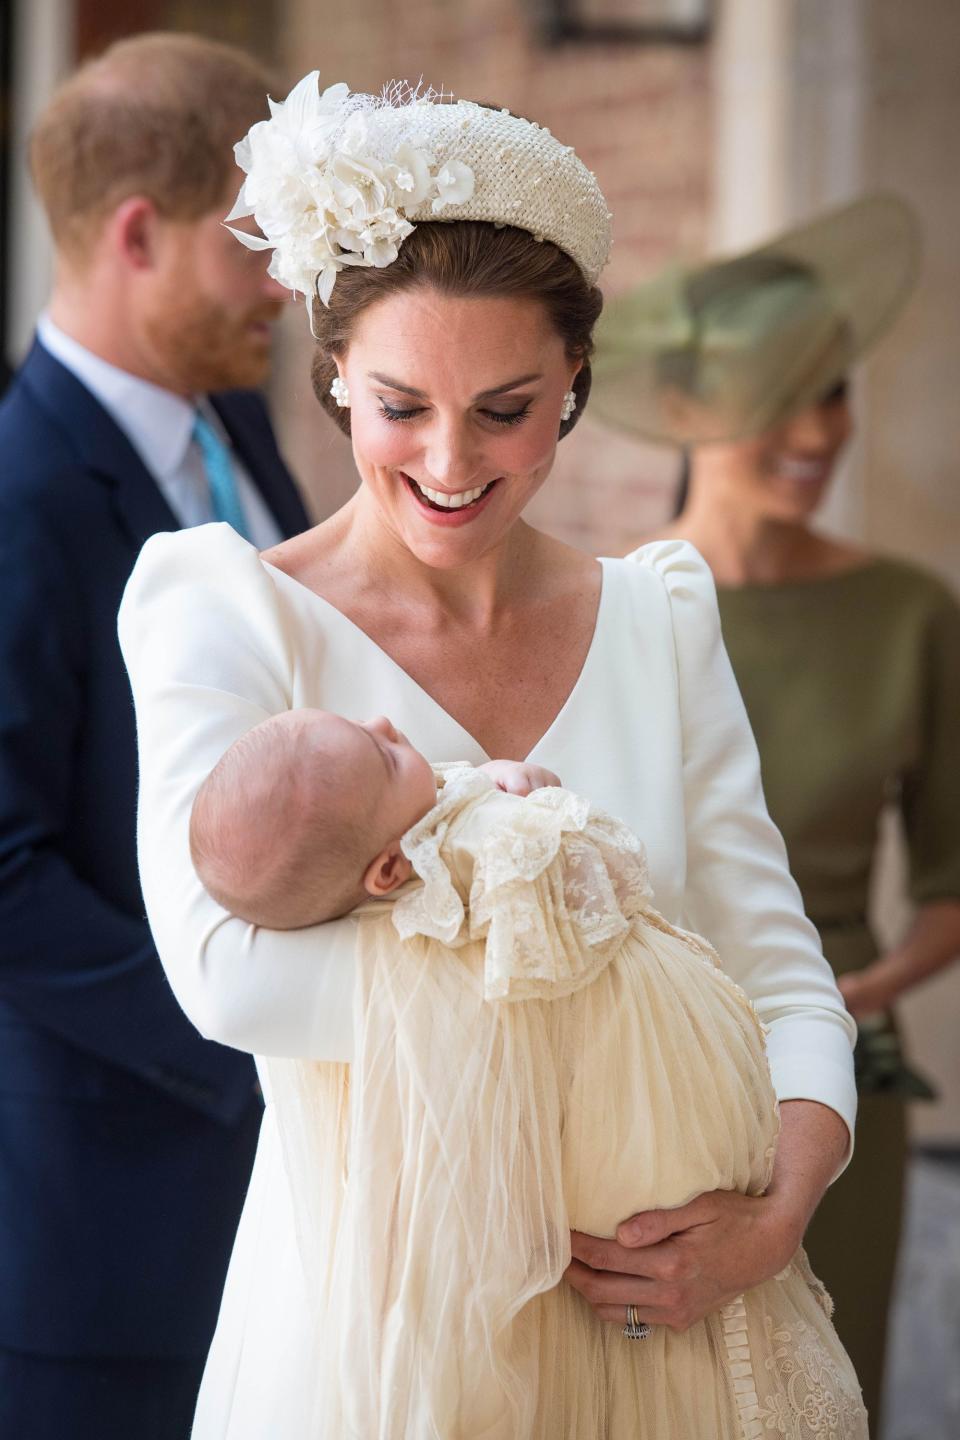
[560,389,577,423]
[330,376,351,408]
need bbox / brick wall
[270,0,713,556]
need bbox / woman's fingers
[564,1260,696,1331]
[615,1196,714,1248]
[564,1259,659,1306]
[570,1228,689,1279]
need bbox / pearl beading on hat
[378,101,611,285]
[227,78,612,313]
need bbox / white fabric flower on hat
[432,160,475,213]
[226,76,475,311]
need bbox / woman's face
[337,287,580,569]
[699,385,853,522]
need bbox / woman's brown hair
[311,221,604,440]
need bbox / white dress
[118,524,858,1438]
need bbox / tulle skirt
[259,909,867,1438]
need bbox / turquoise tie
[192,411,250,540]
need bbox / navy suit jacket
[0,341,310,1358]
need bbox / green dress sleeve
[900,576,960,905]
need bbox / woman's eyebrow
[368,372,427,398]
[368,371,543,401]
[473,374,542,400]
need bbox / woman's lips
[402,474,500,525]
[771,456,833,485]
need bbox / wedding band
[623,1304,651,1341]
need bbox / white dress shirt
[37,313,283,550]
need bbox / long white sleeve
[119,524,358,1060]
[629,540,858,1167]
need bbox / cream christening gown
[117,525,861,1439]
[268,764,866,1439]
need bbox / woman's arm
[565,540,857,1328]
[843,581,960,1016]
[119,525,358,1060]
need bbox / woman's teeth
[775,457,829,483]
[411,479,493,510]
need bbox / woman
[593,196,960,1430]
[119,81,859,1435]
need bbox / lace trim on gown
[395,765,664,1001]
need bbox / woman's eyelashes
[376,399,533,427]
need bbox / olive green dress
[716,556,960,1433]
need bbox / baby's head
[190,709,438,927]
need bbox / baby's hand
[479,760,561,796]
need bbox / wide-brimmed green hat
[590,194,921,446]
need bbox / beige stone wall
[269,0,712,554]
[859,0,960,586]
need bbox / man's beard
[144,290,284,394]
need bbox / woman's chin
[763,482,831,524]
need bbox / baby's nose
[366,715,398,741]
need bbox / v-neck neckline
[260,556,611,763]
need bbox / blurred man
[0,33,309,1439]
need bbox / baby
[190,708,559,929]
[190,710,866,1440]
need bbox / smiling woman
[613,196,960,1430]
[310,284,584,569]
[119,76,864,1439]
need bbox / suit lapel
[19,342,180,549]
[18,340,308,546]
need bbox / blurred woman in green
[593,196,960,1432]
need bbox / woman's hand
[565,1099,850,1331]
[479,760,561,796]
[838,901,960,1019]
[837,956,907,1017]
[566,1189,801,1331]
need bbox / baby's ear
[363,842,413,897]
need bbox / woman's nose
[784,399,850,451]
[261,271,290,304]
[423,419,482,489]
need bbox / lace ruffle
[393,763,493,947]
[394,771,658,1001]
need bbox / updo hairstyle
[311,220,604,440]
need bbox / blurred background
[1,0,957,1430]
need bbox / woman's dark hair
[310,220,604,440]
[673,451,691,518]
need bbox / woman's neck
[283,491,578,631]
[664,474,866,588]
[670,501,818,587]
